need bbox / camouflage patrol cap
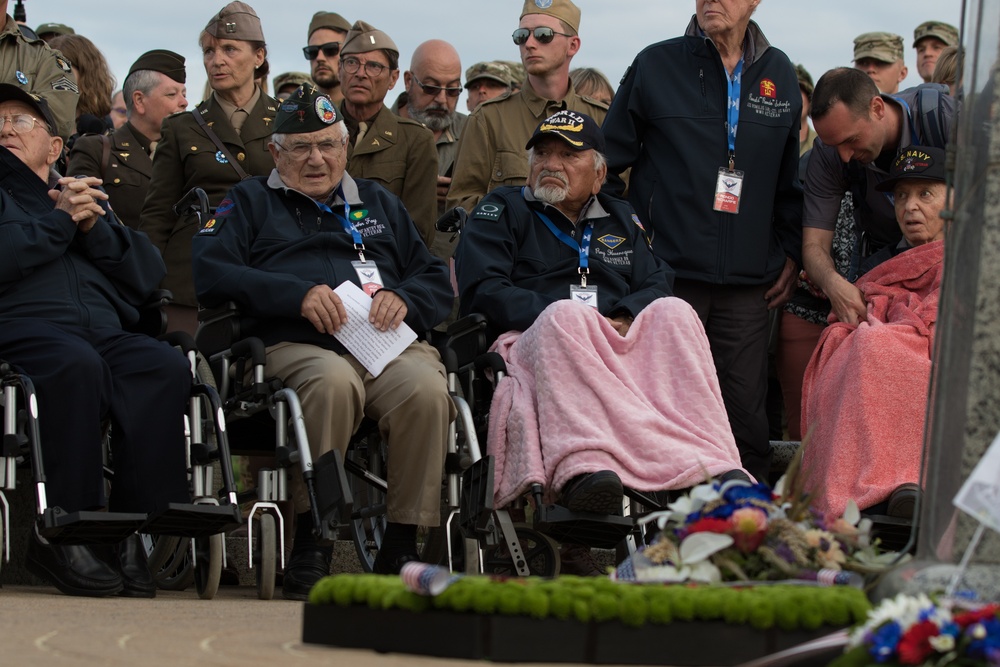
[35,23,74,38]
[464,62,513,89]
[498,60,527,85]
[274,84,340,135]
[308,11,351,38]
[340,20,398,58]
[795,64,813,98]
[853,32,905,63]
[128,50,186,84]
[203,2,265,43]
[272,71,312,94]
[913,21,959,48]
[520,0,581,35]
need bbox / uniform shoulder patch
[197,217,223,235]
[471,200,505,222]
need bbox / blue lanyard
[322,188,367,260]
[533,208,594,285]
[726,59,743,169]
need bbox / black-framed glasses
[0,114,44,134]
[512,26,572,45]
[303,41,341,61]
[340,56,390,77]
[412,76,462,98]
[273,138,346,160]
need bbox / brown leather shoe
[559,544,604,576]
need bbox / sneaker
[559,544,603,576]
[559,471,624,515]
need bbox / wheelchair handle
[231,337,267,368]
[435,206,468,234]
[474,352,507,376]
[161,331,198,355]
[172,187,211,219]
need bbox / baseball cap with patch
[854,32,905,63]
[274,83,340,134]
[0,84,58,132]
[465,61,513,89]
[875,146,946,191]
[525,109,605,153]
[913,21,959,48]
[203,1,265,43]
[520,0,581,34]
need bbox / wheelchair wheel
[145,535,195,591]
[193,533,223,599]
[482,524,560,577]
[255,513,277,600]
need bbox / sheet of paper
[333,281,417,377]
[953,429,1000,533]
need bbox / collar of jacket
[684,15,770,67]
[196,89,279,146]
[519,77,581,119]
[522,185,609,225]
[266,168,364,208]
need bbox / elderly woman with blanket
[455,111,748,574]
[801,146,947,519]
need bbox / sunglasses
[412,76,462,98]
[512,26,572,45]
[302,41,341,61]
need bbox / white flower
[634,532,734,584]
[929,634,956,652]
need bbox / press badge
[570,285,599,309]
[713,168,745,214]
[352,260,384,296]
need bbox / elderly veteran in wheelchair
[192,84,454,598]
[455,110,748,573]
[0,85,192,597]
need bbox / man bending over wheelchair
[192,84,454,599]
[0,85,192,597]
[455,111,749,575]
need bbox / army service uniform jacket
[139,91,278,307]
[341,102,438,249]
[67,122,152,229]
[445,80,608,213]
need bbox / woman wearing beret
[140,0,278,334]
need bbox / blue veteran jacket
[0,147,165,330]
[192,171,452,352]
[455,186,674,342]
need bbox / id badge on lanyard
[713,59,746,215]
[533,206,599,309]
[332,193,384,296]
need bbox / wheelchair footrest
[534,504,634,550]
[140,502,242,538]
[39,508,147,545]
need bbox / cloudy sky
[19,0,964,109]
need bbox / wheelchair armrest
[172,187,210,219]
[129,289,173,337]
[475,351,507,377]
[195,302,242,358]
[440,313,488,371]
[231,337,267,368]
[160,331,198,356]
[435,206,468,234]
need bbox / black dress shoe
[115,533,156,598]
[282,545,332,601]
[559,470,624,515]
[372,550,420,575]
[26,532,123,597]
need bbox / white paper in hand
[953,430,1000,533]
[332,281,417,377]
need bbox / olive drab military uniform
[341,102,438,249]
[0,14,78,141]
[445,79,607,213]
[66,122,152,229]
[139,92,278,307]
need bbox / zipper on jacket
[699,68,708,111]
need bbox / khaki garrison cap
[465,61,513,89]
[913,21,959,48]
[204,2,265,42]
[308,11,351,38]
[340,20,398,58]
[853,32,904,63]
[520,0,581,34]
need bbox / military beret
[520,0,581,34]
[526,109,604,154]
[913,21,959,48]
[308,11,351,38]
[0,83,58,132]
[854,32,904,63]
[35,23,74,38]
[340,20,398,58]
[203,1,265,43]
[795,63,813,98]
[465,61,513,89]
[128,49,186,84]
[273,71,312,94]
[274,83,340,135]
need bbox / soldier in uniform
[338,20,438,248]
[853,32,908,94]
[67,50,188,229]
[139,1,278,335]
[464,61,512,113]
[34,22,74,43]
[445,0,607,213]
[304,11,351,105]
[272,71,312,100]
[0,0,78,141]
[912,21,959,83]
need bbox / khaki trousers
[263,340,454,526]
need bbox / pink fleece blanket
[487,297,744,507]
[801,240,944,517]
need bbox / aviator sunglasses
[512,26,572,45]
[303,41,341,61]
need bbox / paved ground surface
[2,584,620,667]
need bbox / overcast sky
[19,0,963,110]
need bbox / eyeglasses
[0,114,45,134]
[273,138,346,159]
[340,56,390,77]
[303,41,341,61]
[412,76,462,98]
[512,26,572,45]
